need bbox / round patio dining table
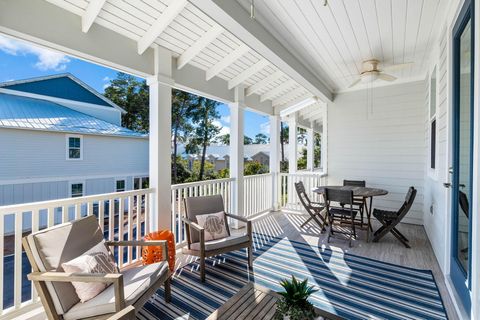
[312,186,388,242]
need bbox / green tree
[297,148,307,170]
[171,89,197,183]
[314,132,321,168]
[280,122,289,172]
[254,133,268,144]
[244,135,253,145]
[217,133,230,145]
[187,160,218,182]
[244,161,268,176]
[104,72,149,133]
[171,156,191,183]
[189,97,221,180]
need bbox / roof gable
[0,74,116,108]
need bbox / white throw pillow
[196,211,229,241]
[61,241,117,303]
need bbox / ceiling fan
[348,59,414,88]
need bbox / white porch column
[288,115,298,173]
[148,46,173,231]
[229,87,245,222]
[306,127,314,171]
[269,114,281,210]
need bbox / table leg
[364,197,374,242]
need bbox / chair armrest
[224,213,252,238]
[224,213,250,223]
[28,271,126,311]
[182,218,204,232]
[105,240,168,261]
[106,306,136,320]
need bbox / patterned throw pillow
[61,241,118,303]
[196,211,229,241]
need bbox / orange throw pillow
[142,230,175,271]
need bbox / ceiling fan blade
[378,73,397,82]
[348,78,361,88]
[382,62,414,72]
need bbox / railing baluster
[99,200,104,232]
[14,212,22,309]
[118,196,125,268]
[127,195,133,264]
[109,199,114,241]
[136,194,141,261]
[31,209,39,301]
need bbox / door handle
[459,184,466,188]
[443,183,451,188]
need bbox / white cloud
[260,121,270,134]
[103,83,110,90]
[220,115,230,124]
[213,119,230,137]
[103,76,111,81]
[0,35,70,71]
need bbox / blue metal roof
[0,93,146,138]
[0,75,112,107]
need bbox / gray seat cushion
[190,234,249,252]
[63,262,169,320]
[26,215,105,315]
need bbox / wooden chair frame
[22,237,171,320]
[325,188,358,247]
[372,187,417,248]
[294,181,327,232]
[182,196,253,282]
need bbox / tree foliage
[254,133,269,144]
[104,73,149,133]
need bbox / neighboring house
[178,144,274,171]
[0,74,149,207]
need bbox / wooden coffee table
[206,282,343,320]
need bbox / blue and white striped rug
[138,234,447,320]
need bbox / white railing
[171,178,235,247]
[0,188,153,317]
[244,173,273,216]
[279,172,328,212]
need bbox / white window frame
[428,65,439,179]
[66,134,83,160]
[132,176,149,190]
[115,178,126,192]
[69,181,85,198]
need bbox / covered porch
[0,0,479,319]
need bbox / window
[116,179,126,192]
[429,66,437,170]
[66,135,82,160]
[70,183,84,197]
[133,176,149,190]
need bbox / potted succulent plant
[275,275,318,320]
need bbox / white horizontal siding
[327,81,426,224]
[0,128,148,180]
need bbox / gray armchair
[22,215,171,320]
[182,195,253,282]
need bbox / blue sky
[0,34,269,139]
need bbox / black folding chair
[294,182,327,232]
[343,180,366,227]
[324,188,358,247]
[372,187,417,248]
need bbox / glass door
[451,0,474,312]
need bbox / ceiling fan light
[361,71,379,83]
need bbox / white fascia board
[189,0,333,102]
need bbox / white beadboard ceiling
[236,0,448,92]
[43,0,313,110]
